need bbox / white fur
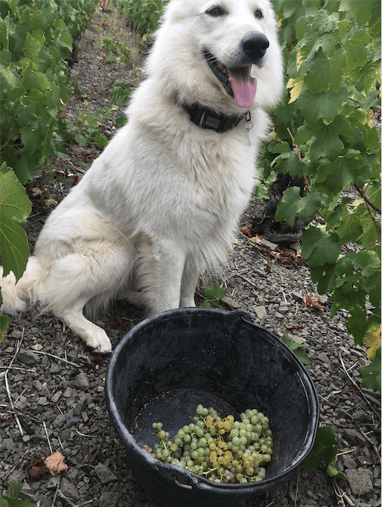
[0,0,283,352]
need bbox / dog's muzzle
[205,32,269,108]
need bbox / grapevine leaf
[344,30,371,71]
[297,84,348,125]
[7,480,23,500]
[0,169,31,280]
[303,426,342,473]
[359,348,381,393]
[346,308,371,347]
[336,214,363,245]
[310,128,342,163]
[275,188,322,226]
[302,48,347,93]
[301,228,341,268]
[281,334,310,365]
[22,32,42,62]
[201,285,225,308]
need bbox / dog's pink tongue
[229,76,257,108]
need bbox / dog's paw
[86,329,112,354]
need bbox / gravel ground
[0,7,380,507]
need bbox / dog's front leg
[180,255,199,308]
[143,239,187,315]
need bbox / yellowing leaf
[365,325,381,361]
[287,77,303,103]
[296,50,304,71]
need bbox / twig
[43,420,53,454]
[4,328,25,375]
[228,273,258,289]
[287,127,311,191]
[358,427,381,463]
[338,352,380,419]
[4,374,24,436]
[294,472,299,507]
[0,366,37,371]
[75,428,97,438]
[51,481,60,507]
[57,490,93,507]
[32,350,80,367]
[332,480,355,506]
[354,183,381,213]
[337,447,357,456]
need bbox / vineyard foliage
[0,0,97,338]
[113,0,168,38]
[266,0,381,391]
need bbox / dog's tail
[0,256,43,315]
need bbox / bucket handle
[172,474,192,490]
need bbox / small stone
[53,414,66,429]
[291,291,304,302]
[33,380,43,392]
[253,306,268,320]
[343,428,367,446]
[50,363,61,373]
[19,483,38,503]
[317,352,331,365]
[341,455,357,470]
[317,294,329,305]
[275,312,284,319]
[60,477,80,502]
[63,387,74,398]
[346,468,373,496]
[17,349,40,366]
[95,463,118,484]
[47,475,61,489]
[51,391,62,403]
[73,394,91,416]
[41,382,51,397]
[74,372,90,390]
[99,491,123,507]
[66,409,79,426]
[260,238,278,251]
[10,330,23,339]
[221,296,241,309]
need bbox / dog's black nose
[242,33,269,63]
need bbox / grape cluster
[144,404,273,484]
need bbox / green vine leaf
[0,167,31,280]
[275,188,322,226]
[359,347,381,392]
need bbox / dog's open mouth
[204,51,257,109]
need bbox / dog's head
[146,0,284,115]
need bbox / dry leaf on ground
[44,451,68,476]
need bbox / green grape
[145,405,273,484]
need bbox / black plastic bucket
[105,308,319,507]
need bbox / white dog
[0,0,283,352]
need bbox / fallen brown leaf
[44,451,68,476]
[303,295,324,314]
[24,455,47,479]
[285,323,302,330]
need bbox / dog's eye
[206,6,226,17]
[255,9,263,19]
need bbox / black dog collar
[183,104,249,133]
